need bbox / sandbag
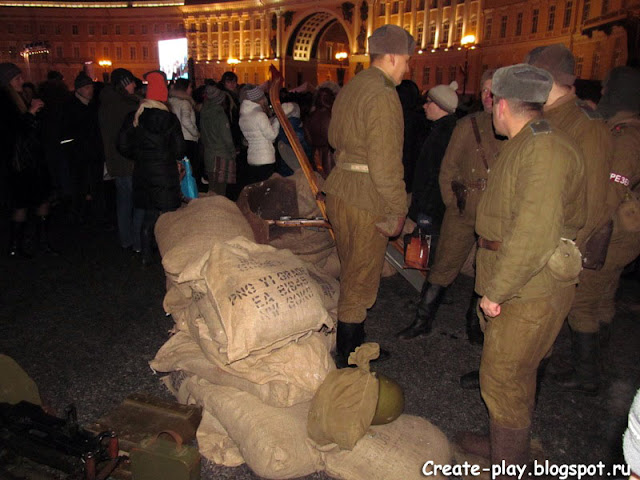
[195,237,333,363]
[197,410,244,468]
[150,330,335,407]
[155,196,255,276]
[307,344,380,450]
[183,376,325,479]
[323,414,453,480]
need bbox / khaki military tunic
[476,119,586,429]
[569,112,640,333]
[543,93,613,251]
[324,67,407,324]
[428,111,503,287]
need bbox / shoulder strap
[470,115,490,172]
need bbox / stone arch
[283,8,355,61]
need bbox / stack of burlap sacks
[150,176,452,480]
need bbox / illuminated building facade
[1,0,638,94]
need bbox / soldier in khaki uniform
[324,25,415,368]
[525,45,615,395]
[457,64,586,473]
[555,66,640,394]
[397,69,504,343]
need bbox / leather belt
[339,162,369,173]
[478,237,502,251]
[466,178,487,191]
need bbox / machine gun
[0,401,122,479]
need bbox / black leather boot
[466,292,484,345]
[8,221,32,258]
[552,331,600,395]
[396,283,446,340]
[335,321,366,369]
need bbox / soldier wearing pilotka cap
[455,64,586,476]
[323,24,415,368]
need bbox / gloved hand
[376,215,405,238]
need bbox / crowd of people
[0,63,340,264]
[1,21,639,478]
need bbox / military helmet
[371,374,405,425]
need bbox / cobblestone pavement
[1,210,638,479]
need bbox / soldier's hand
[480,296,501,317]
[375,215,405,238]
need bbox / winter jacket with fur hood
[238,99,280,166]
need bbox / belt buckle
[478,178,487,191]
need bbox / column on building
[276,10,282,58]
[435,0,442,48]
[239,15,245,59]
[385,1,391,25]
[410,0,418,38]
[250,14,255,58]
[195,17,201,61]
[461,0,469,38]
[398,0,405,27]
[207,17,212,60]
[448,0,456,47]
[262,12,267,58]
[422,1,430,48]
[368,0,375,39]
[218,16,223,61]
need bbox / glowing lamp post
[99,59,112,83]
[460,34,476,96]
[227,57,240,72]
[335,51,348,86]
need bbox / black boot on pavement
[466,292,484,345]
[8,221,32,259]
[396,283,446,340]
[552,331,601,395]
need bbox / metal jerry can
[130,430,200,480]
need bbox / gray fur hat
[491,64,553,104]
[525,43,576,86]
[245,86,265,102]
[368,25,416,55]
[0,62,21,88]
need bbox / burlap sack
[323,414,453,480]
[307,344,380,450]
[197,410,245,467]
[183,376,325,479]
[197,237,333,363]
[155,196,255,276]
[150,330,335,407]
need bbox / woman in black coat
[0,63,51,258]
[118,71,185,264]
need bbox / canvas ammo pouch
[616,184,640,233]
[547,238,583,282]
[130,430,200,480]
[581,220,613,270]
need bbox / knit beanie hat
[144,70,168,102]
[492,64,553,104]
[74,71,93,90]
[624,389,640,477]
[0,62,21,88]
[111,68,136,89]
[597,66,640,119]
[525,43,576,86]
[368,24,416,55]
[282,102,300,118]
[245,86,265,102]
[204,84,226,105]
[428,81,459,113]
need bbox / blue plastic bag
[180,157,198,200]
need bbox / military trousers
[480,285,575,429]
[326,194,389,324]
[569,224,640,333]
[428,203,478,287]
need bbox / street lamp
[99,59,112,83]
[335,51,348,86]
[460,34,476,96]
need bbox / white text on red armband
[609,173,630,186]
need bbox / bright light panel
[158,38,188,80]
